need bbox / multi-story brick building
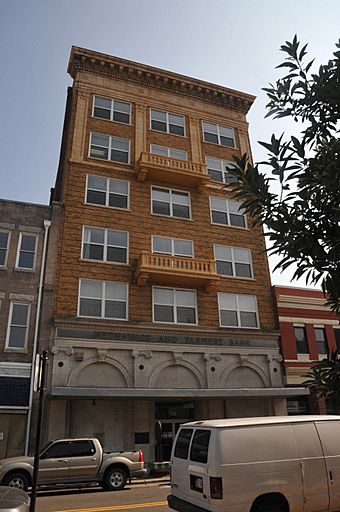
[0,199,51,457]
[48,47,306,464]
[273,285,340,415]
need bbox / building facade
[47,47,304,465]
[0,199,51,457]
[273,285,340,415]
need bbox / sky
[1,0,339,287]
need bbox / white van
[167,415,340,512]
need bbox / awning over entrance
[50,387,309,399]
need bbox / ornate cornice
[68,46,255,115]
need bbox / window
[89,132,130,164]
[315,327,328,355]
[214,245,252,278]
[152,187,191,219]
[150,109,185,136]
[42,441,72,459]
[218,293,259,328]
[294,326,309,354]
[152,236,193,258]
[93,95,131,124]
[70,440,96,457]
[16,233,37,270]
[79,279,128,320]
[150,144,188,160]
[86,175,129,209]
[202,122,235,148]
[0,230,10,267]
[153,287,197,324]
[210,197,246,228]
[190,430,211,463]
[205,157,238,184]
[82,227,128,264]
[6,303,30,349]
[174,429,193,459]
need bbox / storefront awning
[50,387,309,399]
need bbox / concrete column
[188,117,203,163]
[71,89,89,162]
[135,104,147,162]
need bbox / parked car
[0,438,146,492]
[168,415,340,512]
[0,486,30,512]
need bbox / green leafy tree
[304,351,340,413]
[230,36,340,313]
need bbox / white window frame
[78,279,128,320]
[85,175,130,209]
[15,233,38,270]
[92,95,132,124]
[209,197,247,228]
[151,186,191,219]
[214,245,253,278]
[152,286,198,325]
[218,293,259,329]
[152,236,194,258]
[0,230,11,268]
[82,226,129,264]
[5,302,31,350]
[202,121,236,148]
[205,156,238,184]
[150,109,186,136]
[150,144,188,160]
[89,132,130,164]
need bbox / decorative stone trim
[9,293,35,302]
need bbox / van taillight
[210,477,223,499]
[138,450,144,463]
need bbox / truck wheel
[254,502,285,512]
[3,471,30,491]
[104,467,127,491]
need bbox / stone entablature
[68,46,255,114]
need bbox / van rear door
[171,427,194,503]
[315,420,340,511]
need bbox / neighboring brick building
[0,199,51,457]
[273,285,340,414]
[47,47,305,464]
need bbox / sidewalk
[131,472,170,486]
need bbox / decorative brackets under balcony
[136,152,211,191]
[135,251,220,290]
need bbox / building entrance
[155,401,195,461]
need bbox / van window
[174,428,193,459]
[190,429,211,463]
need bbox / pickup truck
[0,438,147,492]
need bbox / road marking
[54,501,168,512]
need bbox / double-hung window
[294,326,309,354]
[78,279,128,320]
[210,197,246,228]
[150,109,185,136]
[6,302,30,349]
[89,132,130,164]
[150,144,188,160]
[315,327,328,355]
[152,187,191,219]
[152,236,193,258]
[0,230,10,267]
[203,122,235,148]
[153,287,197,324]
[86,175,129,209]
[205,157,238,184]
[93,95,131,124]
[218,293,259,328]
[82,227,128,264]
[214,245,252,278]
[16,233,37,270]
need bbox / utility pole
[29,350,48,512]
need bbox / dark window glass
[220,136,234,147]
[204,132,218,144]
[294,326,309,354]
[212,211,228,225]
[230,214,246,228]
[109,194,128,209]
[154,305,174,323]
[18,252,34,268]
[174,429,193,459]
[172,204,190,218]
[79,298,102,317]
[315,328,328,355]
[83,244,104,260]
[110,149,129,163]
[169,124,184,136]
[107,247,127,263]
[87,190,106,205]
[235,263,251,278]
[43,442,72,459]
[240,311,257,328]
[153,201,171,216]
[151,120,167,132]
[70,441,96,457]
[220,310,238,326]
[105,301,126,319]
[177,307,196,324]
[90,146,109,159]
[190,430,211,463]
[94,107,111,120]
[113,111,130,124]
[216,261,233,276]
[334,329,340,352]
[208,169,223,182]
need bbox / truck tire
[254,502,285,512]
[104,466,127,491]
[3,471,30,491]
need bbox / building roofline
[0,197,50,209]
[68,46,256,115]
